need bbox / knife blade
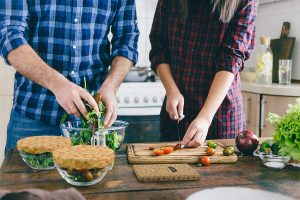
[176,114,185,149]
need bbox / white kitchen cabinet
[242,92,260,136]
[260,95,297,137]
[0,96,13,164]
[242,82,300,137]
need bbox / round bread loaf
[53,145,115,170]
[17,136,71,154]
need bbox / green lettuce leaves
[267,98,300,161]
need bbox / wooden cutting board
[127,142,238,164]
[133,164,200,182]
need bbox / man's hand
[52,79,99,118]
[97,86,118,127]
[181,117,210,148]
[166,90,184,120]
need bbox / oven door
[117,107,161,143]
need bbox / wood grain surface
[127,141,238,164]
[1,139,299,200]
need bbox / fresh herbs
[61,78,122,151]
[267,98,300,161]
[20,151,54,169]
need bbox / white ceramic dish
[186,187,294,200]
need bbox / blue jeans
[5,109,62,155]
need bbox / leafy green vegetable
[61,77,122,151]
[267,98,300,161]
[21,151,54,169]
[106,131,123,151]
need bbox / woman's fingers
[186,132,204,147]
[182,125,197,146]
[177,98,184,118]
[166,100,179,120]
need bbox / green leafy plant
[267,98,300,161]
[21,151,54,169]
[60,78,121,151]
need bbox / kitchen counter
[1,139,299,200]
[241,81,300,96]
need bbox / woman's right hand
[166,89,184,120]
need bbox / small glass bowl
[60,120,128,152]
[18,150,55,170]
[55,163,114,186]
[253,150,291,169]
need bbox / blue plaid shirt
[0,0,139,126]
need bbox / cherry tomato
[200,156,211,166]
[163,146,174,154]
[153,149,164,156]
[174,143,182,150]
[206,147,216,156]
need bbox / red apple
[235,130,259,155]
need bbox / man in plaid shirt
[0,0,139,152]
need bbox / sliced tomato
[163,146,174,154]
[153,149,164,156]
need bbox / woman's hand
[182,117,210,147]
[166,90,184,120]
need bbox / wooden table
[0,139,299,200]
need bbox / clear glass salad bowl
[55,163,114,186]
[60,120,128,152]
[253,150,291,169]
[18,150,55,170]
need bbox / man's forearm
[100,56,133,93]
[7,44,66,92]
[197,71,235,123]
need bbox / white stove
[116,82,165,116]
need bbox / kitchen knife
[176,114,185,149]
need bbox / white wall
[135,0,158,67]
[245,0,300,80]
[0,58,15,165]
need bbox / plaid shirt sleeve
[215,0,257,75]
[0,0,29,65]
[111,0,139,65]
[149,0,170,72]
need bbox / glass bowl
[55,163,114,186]
[60,120,128,152]
[18,150,55,170]
[253,150,291,169]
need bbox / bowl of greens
[61,120,128,152]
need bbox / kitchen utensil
[271,22,296,83]
[127,142,238,164]
[176,114,185,149]
[133,164,200,182]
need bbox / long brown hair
[180,0,241,23]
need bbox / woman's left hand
[182,117,210,148]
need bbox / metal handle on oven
[260,99,267,129]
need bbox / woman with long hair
[150,0,258,147]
